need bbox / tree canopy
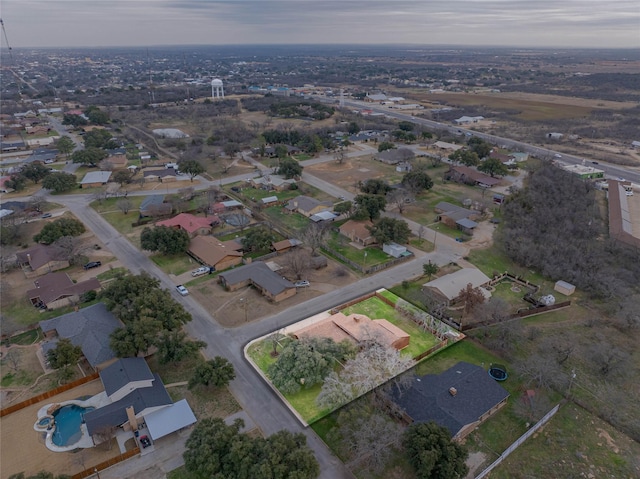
[401,171,434,193]
[184,418,319,479]
[277,158,303,179]
[47,338,82,370]
[41,172,77,193]
[268,338,355,395]
[448,149,479,167]
[360,178,391,196]
[189,356,235,388]
[241,227,274,253]
[33,217,85,244]
[21,163,51,184]
[353,194,387,221]
[368,217,411,244]
[140,226,190,255]
[71,147,108,167]
[478,157,509,177]
[83,129,114,149]
[179,159,205,182]
[55,136,75,157]
[402,422,469,479]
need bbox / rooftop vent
[449,387,457,397]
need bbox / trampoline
[488,364,508,381]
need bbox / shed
[456,218,478,235]
[554,280,576,296]
[383,243,408,258]
[261,196,278,205]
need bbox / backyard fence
[488,272,540,293]
[474,404,560,479]
[0,372,100,417]
[71,446,140,479]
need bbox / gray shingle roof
[85,373,172,436]
[392,362,509,437]
[99,358,155,397]
[39,303,121,367]
[219,261,294,296]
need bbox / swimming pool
[51,405,94,447]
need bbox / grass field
[262,205,311,233]
[150,253,197,275]
[326,231,390,266]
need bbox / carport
[144,399,197,441]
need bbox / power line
[1,18,13,60]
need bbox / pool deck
[1,380,125,478]
[34,392,111,452]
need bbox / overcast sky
[2,0,639,49]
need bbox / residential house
[375,148,415,165]
[16,244,70,278]
[84,358,196,447]
[433,141,463,152]
[218,261,296,302]
[26,272,101,310]
[139,194,172,218]
[445,166,500,188]
[560,164,604,180]
[310,211,338,223]
[391,361,509,440]
[454,116,484,125]
[365,93,387,102]
[339,220,375,246]
[285,195,332,217]
[188,235,243,271]
[250,175,296,191]
[261,195,279,206]
[156,213,219,238]
[39,302,121,370]
[80,171,112,189]
[293,311,410,350]
[422,268,491,305]
[271,238,302,254]
[547,132,564,140]
[143,168,177,183]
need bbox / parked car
[191,266,210,277]
[41,213,52,218]
[554,153,562,158]
[176,285,189,296]
[139,435,152,448]
[83,261,102,270]
[294,280,310,288]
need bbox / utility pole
[567,369,576,398]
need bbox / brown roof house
[218,261,296,302]
[16,244,70,278]
[391,361,509,440]
[271,238,302,254]
[188,235,243,271]
[156,213,220,238]
[294,311,410,350]
[285,195,333,217]
[422,268,491,306]
[339,220,375,246]
[445,165,500,188]
[27,272,101,310]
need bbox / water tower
[211,79,224,100]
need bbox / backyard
[245,290,454,424]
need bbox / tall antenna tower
[147,48,155,103]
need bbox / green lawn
[326,231,390,266]
[3,298,99,327]
[262,206,310,233]
[90,196,144,214]
[102,211,138,236]
[7,329,42,345]
[151,253,198,275]
[96,266,128,281]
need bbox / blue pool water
[51,405,94,446]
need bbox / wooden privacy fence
[71,447,140,479]
[475,404,560,479]
[0,372,100,417]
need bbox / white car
[554,153,562,158]
[191,266,210,277]
[294,280,310,288]
[176,285,189,296]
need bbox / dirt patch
[464,451,488,479]
[190,257,358,328]
[0,379,121,479]
[596,428,620,454]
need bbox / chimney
[27,253,32,263]
[449,387,457,397]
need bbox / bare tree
[94,425,117,449]
[301,222,329,256]
[317,342,414,409]
[51,235,87,265]
[283,249,311,280]
[178,186,195,201]
[334,147,346,164]
[117,198,133,215]
[457,283,486,320]
[4,349,20,371]
[386,188,414,215]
